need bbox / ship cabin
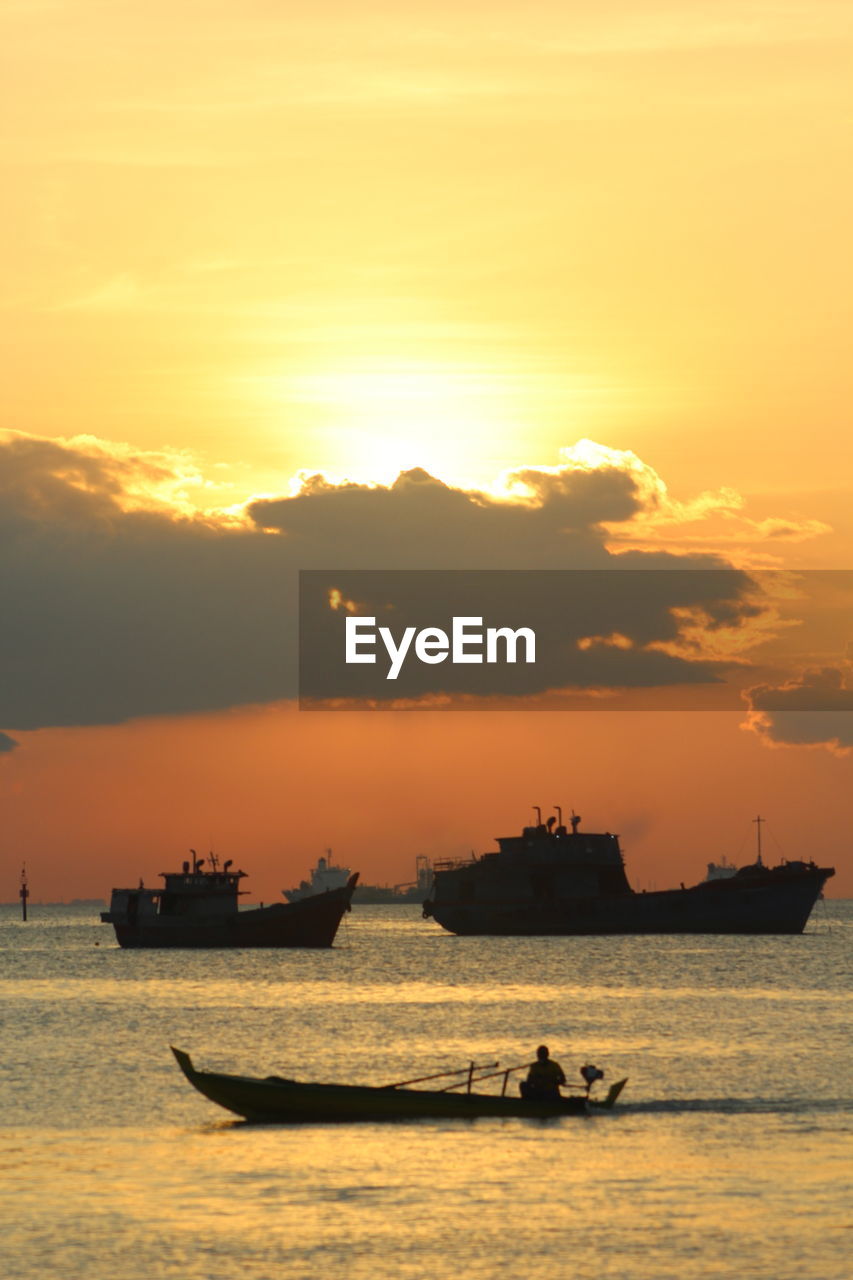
[432,809,632,901]
[101,854,247,925]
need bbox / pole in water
[20,864,29,922]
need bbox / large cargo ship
[422,810,834,936]
[101,851,358,948]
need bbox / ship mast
[753,815,764,866]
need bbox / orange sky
[4,706,852,900]
[1,1,851,899]
[5,2,852,497]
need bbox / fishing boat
[422,810,834,937]
[101,851,359,948]
[170,1047,627,1122]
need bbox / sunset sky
[2,1,851,899]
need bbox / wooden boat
[171,1046,628,1123]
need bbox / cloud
[250,444,736,569]
[0,428,825,733]
[297,566,760,703]
[0,731,18,753]
[743,665,853,754]
[249,462,642,563]
[0,429,206,525]
[580,440,832,565]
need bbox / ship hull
[105,881,357,949]
[425,867,832,937]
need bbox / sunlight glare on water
[0,902,850,1280]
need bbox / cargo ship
[101,851,358,948]
[353,856,434,904]
[285,853,434,905]
[283,851,353,902]
[422,809,834,936]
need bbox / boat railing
[439,1062,533,1096]
[383,1060,498,1091]
[432,855,477,872]
[384,1059,534,1096]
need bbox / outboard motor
[580,1063,604,1094]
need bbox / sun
[250,356,532,486]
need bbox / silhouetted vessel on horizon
[285,852,434,904]
[101,851,358,948]
[422,809,834,936]
[283,850,353,902]
[353,855,434,904]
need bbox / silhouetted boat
[422,809,834,936]
[283,850,353,902]
[101,852,358,948]
[353,856,434,904]
[704,857,737,881]
[170,1047,627,1122]
[285,854,434,904]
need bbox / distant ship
[286,854,434,905]
[422,809,834,936]
[354,856,433,904]
[705,857,737,881]
[101,851,358,948]
[283,851,353,902]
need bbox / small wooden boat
[171,1047,628,1123]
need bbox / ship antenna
[533,806,542,826]
[570,809,581,834]
[753,815,764,866]
[554,806,562,827]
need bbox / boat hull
[171,1048,627,1122]
[104,880,357,949]
[424,866,833,937]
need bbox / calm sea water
[1,901,850,1280]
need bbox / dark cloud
[298,568,755,703]
[744,666,853,752]
[248,463,665,567]
[0,433,178,531]
[0,731,18,753]
[0,432,775,732]
[0,434,288,730]
[504,463,645,527]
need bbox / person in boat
[520,1045,566,1101]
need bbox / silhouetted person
[520,1044,566,1100]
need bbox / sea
[1,901,850,1280]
